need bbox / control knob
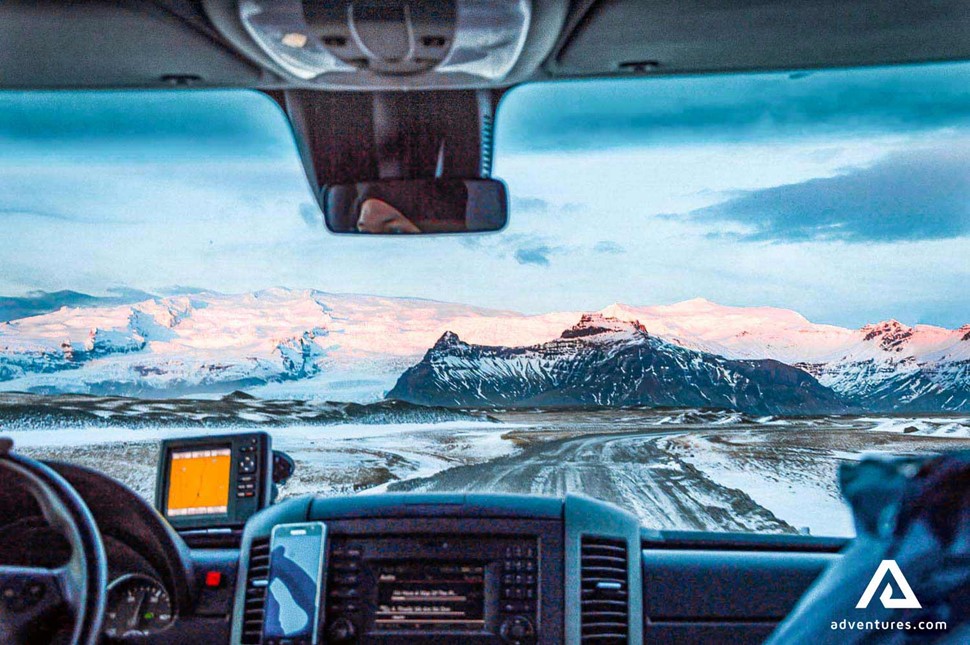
[499,615,535,644]
[327,616,357,643]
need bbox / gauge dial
[103,574,175,640]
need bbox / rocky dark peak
[861,319,914,351]
[560,314,648,340]
[862,319,902,338]
[960,324,970,342]
[433,331,465,350]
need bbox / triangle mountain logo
[856,560,921,610]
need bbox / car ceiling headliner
[0,0,969,90]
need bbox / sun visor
[551,0,970,77]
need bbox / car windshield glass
[1,63,968,537]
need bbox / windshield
[1,63,968,537]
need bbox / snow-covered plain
[10,401,969,537]
[10,419,518,502]
[659,432,855,535]
[861,416,970,438]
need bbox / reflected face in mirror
[356,198,422,234]
[325,179,508,235]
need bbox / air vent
[580,536,629,643]
[240,536,271,644]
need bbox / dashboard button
[499,615,535,644]
[327,617,357,643]
[330,588,359,599]
[332,561,359,572]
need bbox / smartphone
[262,522,327,645]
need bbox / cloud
[460,233,566,267]
[0,207,127,224]
[593,241,625,254]
[157,285,209,296]
[681,145,970,243]
[513,197,552,212]
[512,196,585,215]
[0,91,293,161]
[462,233,624,266]
[514,245,555,266]
[499,62,970,153]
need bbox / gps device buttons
[237,440,259,498]
[239,455,256,474]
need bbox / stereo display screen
[374,562,486,632]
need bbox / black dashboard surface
[230,493,843,645]
[0,466,846,644]
[233,494,643,644]
[641,545,836,643]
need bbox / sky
[0,62,968,328]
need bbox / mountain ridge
[0,288,965,410]
[387,314,851,415]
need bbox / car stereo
[154,432,272,530]
[325,535,539,644]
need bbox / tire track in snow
[391,430,795,533]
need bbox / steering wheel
[0,438,107,645]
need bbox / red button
[204,571,222,588]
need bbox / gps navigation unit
[155,432,272,530]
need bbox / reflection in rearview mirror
[323,178,508,234]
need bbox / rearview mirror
[323,178,508,234]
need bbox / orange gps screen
[166,447,232,517]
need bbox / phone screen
[262,522,327,644]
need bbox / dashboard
[3,440,964,644]
[230,494,845,645]
[0,455,846,645]
[232,494,640,644]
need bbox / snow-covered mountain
[797,320,970,411]
[601,299,969,411]
[0,288,155,323]
[599,299,855,362]
[0,289,966,411]
[0,289,575,400]
[387,314,849,414]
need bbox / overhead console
[203,0,568,89]
[230,494,644,644]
